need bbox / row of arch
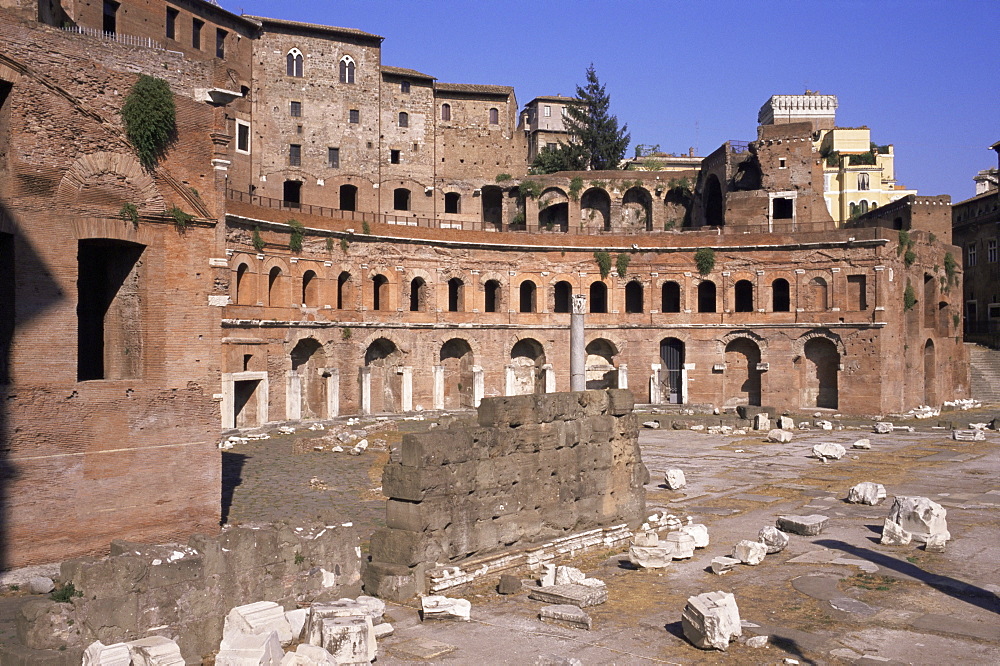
[234,262,846,315]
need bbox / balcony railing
[61,25,168,51]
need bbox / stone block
[886,496,949,543]
[664,468,687,489]
[753,414,771,431]
[606,389,635,416]
[680,523,710,548]
[953,429,985,441]
[223,601,294,645]
[812,443,846,460]
[420,595,471,621]
[554,566,586,586]
[847,482,886,505]
[497,574,522,595]
[83,641,131,666]
[880,518,912,546]
[666,532,696,559]
[126,636,185,666]
[528,583,608,607]
[758,526,788,554]
[628,545,674,569]
[776,514,828,536]
[777,416,795,430]
[815,419,834,430]
[16,599,82,650]
[400,430,475,468]
[925,533,947,552]
[361,561,421,604]
[477,395,538,428]
[732,540,766,565]
[27,577,54,595]
[766,428,792,443]
[873,422,893,434]
[305,598,386,646]
[319,616,375,664]
[642,420,660,429]
[281,644,337,665]
[215,630,284,666]
[853,438,871,449]
[681,591,742,650]
[632,528,659,547]
[373,623,394,639]
[368,528,426,567]
[286,608,308,642]
[710,556,740,575]
[539,563,556,587]
[539,604,592,630]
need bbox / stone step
[965,343,1000,404]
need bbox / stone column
[542,363,555,393]
[570,294,587,391]
[432,365,444,410]
[287,371,302,421]
[472,365,484,407]
[359,366,372,415]
[649,364,661,404]
[325,368,340,418]
[399,366,413,412]
[505,365,516,396]
[617,363,628,390]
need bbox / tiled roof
[435,82,514,97]
[382,66,435,81]
[245,16,383,41]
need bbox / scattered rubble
[421,595,472,621]
[944,398,982,410]
[814,420,834,431]
[880,518,912,546]
[215,631,284,666]
[745,635,769,648]
[909,405,940,419]
[126,636,185,666]
[852,438,871,449]
[642,420,661,429]
[886,496,950,543]
[776,514,829,536]
[680,520,710,548]
[758,526,789,554]
[710,556,741,575]
[766,429,792,443]
[224,601,294,645]
[873,422,894,434]
[732,540,767,565]
[28,576,54,594]
[681,591,742,651]
[953,429,985,441]
[628,544,674,569]
[665,532,696,559]
[528,583,608,607]
[777,416,795,430]
[664,469,687,489]
[539,604,593,630]
[847,482,887,505]
[812,443,846,460]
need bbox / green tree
[529,142,588,174]
[563,65,630,171]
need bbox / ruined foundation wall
[364,389,647,601]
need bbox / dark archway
[235,263,253,305]
[585,338,618,390]
[554,281,572,313]
[440,338,474,409]
[372,274,389,310]
[697,281,716,313]
[444,192,461,214]
[510,338,546,395]
[365,338,402,414]
[448,277,464,312]
[581,187,611,231]
[484,279,501,312]
[625,280,644,313]
[301,270,317,307]
[704,174,724,227]
[590,281,608,313]
[659,338,685,404]
[923,339,936,406]
[734,280,754,312]
[290,338,327,419]
[336,271,351,310]
[340,184,357,211]
[622,187,653,231]
[409,277,426,312]
[724,338,761,406]
[267,266,283,307]
[393,188,410,211]
[772,278,790,312]
[519,280,537,313]
[661,281,681,312]
[804,337,839,409]
[481,186,503,229]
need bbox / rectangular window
[349,109,359,124]
[968,242,977,267]
[989,239,997,263]
[390,149,400,164]
[289,144,301,167]
[400,81,410,93]
[543,105,551,117]
[235,120,250,154]
[165,7,178,40]
[192,18,203,50]
[290,100,301,117]
[989,304,1000,320]
[216,28,226,58]
[846,274,867,310]
[103,0,119,34]
[328,147,340,168]
[296,125,303,135]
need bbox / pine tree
[563,65,630,171]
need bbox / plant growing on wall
[594,251,612,279]
[615,252,631,278]
[518,180,542,199]
[511,211,525,227]
[121,74,176,169]
[119,202,139,227]
[340,238,349,253]
[325,237,334,253]
[341,327,352,340]
[288,219,304,253]
[943,252,958,288]
[362,221,371,235]
[168,205,193,230]
[495,173,512,182]
[903,281,917,311]
[568,177,584,201]
[252,226,265,252]
[694,247,715,276]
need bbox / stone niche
[365,389,648,601]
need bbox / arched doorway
[484,279,502,312]
[660,338,684,404]
[519,280,537,313]
[554,281,572,313]
[622,187,653,231]
[290,338,327,420]
[590,281,608,313]
[625,280,644,313]
[923,339,936,406]
[581,187,611,231]
[585,338,618,389]
[510,338,545,395]
[698,281,717,313]
[724,338,761,406]
[734,280,753,312]
[440,338,474,409]
[538,188,568,232]
[704,174,724,227]
[365,338,402,413]
[340,184,357,211]
[481,186,503,229]
[409,277,426,311]
[804,338,839,409]
[772,278,790,312]
[235,263,253,305]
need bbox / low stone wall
[364,390,647,601]
[15,523,362,662]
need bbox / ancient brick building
[0,0,969,567]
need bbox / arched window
[339,184,357,212]
[448,278,464,312]
[398,111,409,128]
[519,280,537,313]
[590,281,608,313]
[409,277,425,312]
[336,271,350,310]
[235,263,251,305]
[286,49,303,77]
[489,108,499,125]
[441,103,451,121]
[339,55,356,84]
[859,200,869,214]
[661,281,681,312]
[444,192,461,214]
[771,278,790,312]
[372,274,388,311]
[625,281,644,313]
[554,281,572,313]
[849,202,857,218]
[697,281,716,313]
[484,279,501,313]
[268,266,282,307]
[808,277,828,311]
[734,280,754,312]
[301,270,317,306]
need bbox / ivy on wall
[121,75,176,169]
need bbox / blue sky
[226,0,998,202]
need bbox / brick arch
[435,333,483,361]
[587,331,628,357]
[56,152,165,214]
[358,331,410,358]
[717,329,768,354]
[793,328,846,356]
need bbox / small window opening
[216,28,227,58]
[165,7,178,40]
[773,197,793,220]
[444,192,460,214]
[191,18,203,50]
[390,149,400,164]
